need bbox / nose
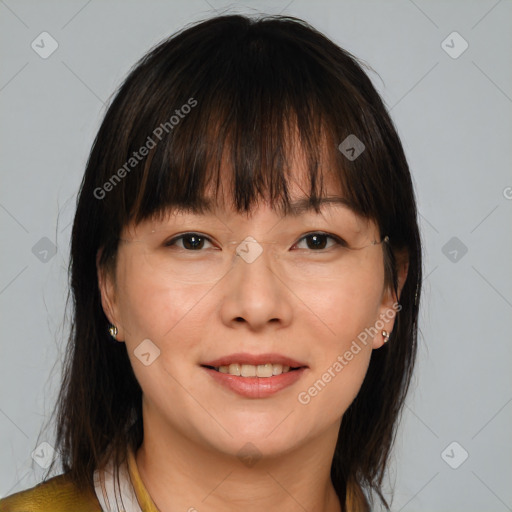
[219,237,293,331]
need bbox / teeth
[272,364,283,375]
[228,363,241,376]
[241,364,256,377]
[256,363,273,377]
[215,363,295,377]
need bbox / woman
[1,13,421,512]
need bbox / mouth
[200,353,308,398]
[200,353,308,377]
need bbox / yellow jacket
[0,473,101,512]
[0,445,159,511]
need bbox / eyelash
[164,232,347,251]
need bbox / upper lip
[201,352,308,368]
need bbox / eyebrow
[172,196,356,217]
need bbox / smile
[205,363,299,377]
[201,365,307,398]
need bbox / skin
[97,153,408,512]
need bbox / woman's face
[97,158,402,461]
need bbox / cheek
[297,314,374,427]
[115,256,206,346]
[296,260,384,417]
[314,264,384,349]
[115,272,205,392]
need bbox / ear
[96,247,125,342]
[373,248,409,349]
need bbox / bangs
[106,15,390,231]
[131,104,345,225]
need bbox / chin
[203,421,306,459]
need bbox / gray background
[1,0,511,510]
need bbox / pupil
[308,234,326,250]
[184,235,203,250]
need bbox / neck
[135,410,342,512]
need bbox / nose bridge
[234,235,272,265]
[220,234,292,329]
[227,235,280,282]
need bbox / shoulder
[0,473,102,512]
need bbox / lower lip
[202,366,307,398]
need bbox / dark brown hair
[41,13,422,511]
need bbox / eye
[163,231,347,251]
[164,233,216,251]
[293,232,347,251]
